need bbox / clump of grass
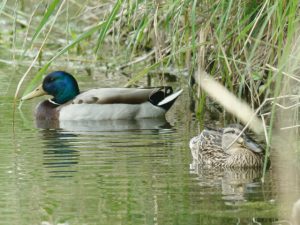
[2,0,298,170]
[117,0,299,156]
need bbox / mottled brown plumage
[189,125,263,168]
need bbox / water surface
[0,66,279,225]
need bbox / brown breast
[35,100,60,120]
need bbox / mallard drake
[21,71,183,121]
[189,124,263,168]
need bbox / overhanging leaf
[95,0,123,54]
[0,0,7,16]
[21,22,104,98]
[23,0,60,56]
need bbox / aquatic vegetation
[0,0,298,175]
[0,1,298,223]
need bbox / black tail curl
[149,87,182,111]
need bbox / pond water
[0,64,283,225]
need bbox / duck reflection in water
[190,160,262,204]
[36,118,172,132]
[40,129,80,178]
[38,118,173,178]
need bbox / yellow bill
[21,84,47,101]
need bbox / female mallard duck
[21,71,182,121]
[189,124,263,168]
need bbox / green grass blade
[124,40,204,87]
[21,63,51,97]
[124,60,164,87]
[95,0,123,54]
[21,22,104,97]
[23,0,60,55]
[0,0,7,16]
[190,0,197,69]
[51,22,104,63]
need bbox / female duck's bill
[21,71,183,121]
[222,126,263,153]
